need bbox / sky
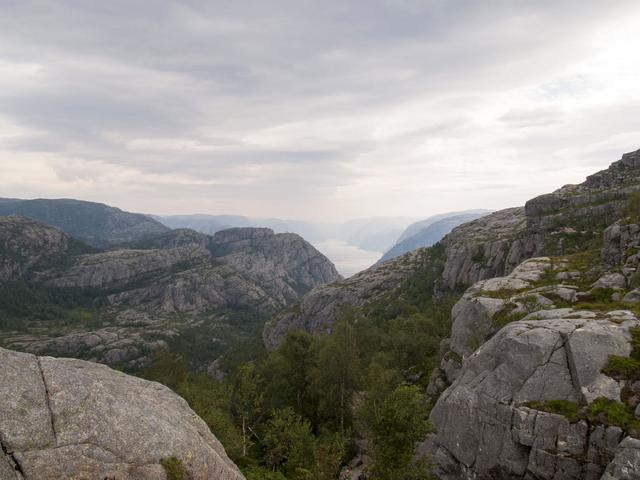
[1,0,640,222]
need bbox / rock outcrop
[0,198,170,249]
[430,311,639,479]
[0,346,244,480]
[0,216,94,282]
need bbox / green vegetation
[525,400,582,423]
[160,457,191,480]
[587,398,640,432]
[624,191,640,223]
[369,384,433,480]
[602,327,640,382]
[140,245,451,480]
[0,281,104,331]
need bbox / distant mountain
[158,214,325,243]
[312,216,420,253]
[378,211,491,263]
[394,209,491,244]
[0,198,169,249]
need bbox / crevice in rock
[36,357,57,444]
[562,331,584,405]
[0,434,26,479]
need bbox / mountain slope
[378,212,489,263]
[0,198,169,249]
[0,217,340,369]
[263,148,640,346]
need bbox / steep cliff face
[0,346,244,480]
[0,218,340,368]
[0,198,170,249]
[429,242,640,478]
[264,149,640,349]
[425,149,640,479]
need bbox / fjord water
[314,239,382,277]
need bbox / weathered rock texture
[0,346,244,480]
[430,311,639,480]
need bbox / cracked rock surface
[0,347,244,480]
[430,311,639,479]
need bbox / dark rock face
[0,216,91,282]
[0,198,170,249]
[0,347,244,480]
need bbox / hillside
[378,211,489,263]
[0,217,340,370]
[261,148,640,478]
[0,198,169,249]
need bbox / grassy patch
[161,457,191,480]
[602,355,640,381]
[492,302,526,328]
[525,400,582,423]
[587,398,640,432]
[602,326,640,381]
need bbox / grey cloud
[1,0,639,220]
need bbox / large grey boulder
[601,436,640,480]
[430,311,639,479]
[0,347,244,480]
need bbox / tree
[262,408,315,475]
[231,363,264,457]
[261,331,316,418]
[370,384,432,480]
[141,348,189,390]
[310,320,361,433]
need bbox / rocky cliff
[0,346,244,480]
[0,198,170,249]
[424,149,640,478]
[264,149,640,349]
[0,217,340,369]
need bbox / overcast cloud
[1,0,640,220]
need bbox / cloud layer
[1,0,640,220]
